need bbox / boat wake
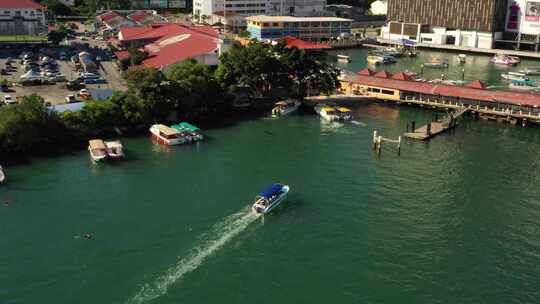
[351,120,367,127]
[127,206,260,304]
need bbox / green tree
[127,43,148,66]
[40,0,72,16]
[124,67,172,122]
[48,26,68,45]
[238,30,251,38]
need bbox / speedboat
[252,183,290,214]
[501,72,528,81]
[490,54,519,65]
[0,165,5,184]
[105,140,124,159]
[367,55,396,65]
[314,104,340,121]
[457,54,467,64]
[336,107,353,120]
[337,54,351,63]
[519,68,540,75]
[272,100,301,116]
[150,124,187,146]
[88,139,108,162]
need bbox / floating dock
[404,108,467,140]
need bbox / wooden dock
[404,108,468,140]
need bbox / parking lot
[0,34,127,105]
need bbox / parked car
[65,94,77,103]
[78,89,91,99]
[66,80,85,91]
[4,95,16,105]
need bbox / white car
[4,95,16,105]
[65,94,77,103]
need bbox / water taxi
[150,124,187,146]
[366,55,396,65]
[171,122,204,141]
[105,140,124,159]
[501,72,528,81]
[272,100,301,116]
[509,79,537,91]
[88,139,108,162]
[457,54,467,64]
[252,183,290,214]
[315,104,340,121]
[337,54,351,63]
[337,107,353,120]
[0,165,5,184]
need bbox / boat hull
[0,166,4,184]
[150,126,186,146]
[272,101,301,116]
[252,185,290,214]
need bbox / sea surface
[2,49,540,304]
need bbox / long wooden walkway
[403,108,468,140]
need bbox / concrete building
[381,0,508,50]
[0,0,46,36]
[246,15,352,40]
[193,0,326,23]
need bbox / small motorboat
[490,53,519,65]
[105,140,124,159]
[337,54,351,63]
[272,100,301,116]
[501,72,528,81]
[367,54,396,65]
[252,183,290,214]
[314,104,340,121]
[336,107,353,120]
[457,54,467,64]
[423,60,449,68]
[171,122,204,141]
[88,139,108,162]
[519,68,540,75]
[150,124,187,146]
[509,79,537,91]
[0,165,5,184]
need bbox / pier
[403,108,467,140]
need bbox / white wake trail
[128,206,260,304]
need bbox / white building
[193,0,326,23]
[0,0,46,36]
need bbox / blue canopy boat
[252,183,290,214]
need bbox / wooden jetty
[404,108,468,140]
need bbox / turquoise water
[2,105,540,303]
[328,48,540,88]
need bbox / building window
[272,22,278,26]
[381,89,394,95]
[263,23,269,26]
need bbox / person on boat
[84,234,92,240]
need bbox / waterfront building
[115,24,221,70]
[192,0,326,25]
[381,0,508,50]
[0,0,46,36]
[246,15,352,40]
[340,68,540,123]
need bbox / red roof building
[374,70,393,79]
[0,0,42,9]
[344,72,540,108]
[391,72,411,81]
[358,68,375,76]
[465,80,487,90]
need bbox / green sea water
[2,102,540,303]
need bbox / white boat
[501,72,528,81]
[252,183,290,214]
[105,140,124,159]
[490,54,519,65]
[272,100,301,116]
[0,165,5,184]
[88,139,108,162]
[457,54,467,64]
[423,61,449,68]
[314,104,340,121]
[337,54,351,63]
[519,68,540,75]
[150,124,187,146]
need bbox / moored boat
[105,140,124,159]
[272,100,301,116]
[457,54,467,64]
[423,60,449,68]
[150,124,187,145]
[171,122,204,141]
[519,68,540,75]
[367,54,396,65]
[509,79,537,91]
[337,54,351,63]
[88,139,108,162]
[490,53,519,65]
[0,165,5,184]
[252,183,290,214]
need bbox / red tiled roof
[98,11,121,22]
[213,10,240,17]
[347,73,540,107]
[282,36,331,50]
[358,68,374,76]
[374,70,393,78]
[0,0,41,9]
[465,80,487,90]
[190,25,219,38]
[114,50,129,60]
[391,72,411,81]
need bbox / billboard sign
[526,1,540,22]
[506,0,540,34]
